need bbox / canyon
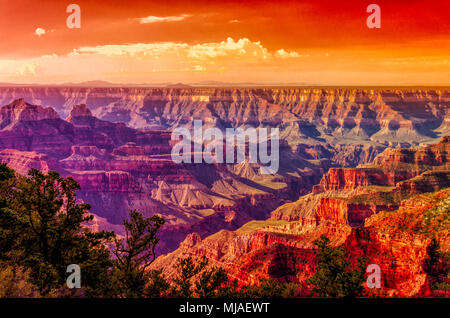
[0,86,448,296]
[151,136,450,297]
[0,96,324,254]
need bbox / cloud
[12,38,424,85]
[187,38,270,59]
[0,38,305,83]
[36,38,306,82]
[17,63,39,76]
[275,49,301,59]
[138,14,189,24]
[72,42,189,57]
[35,27,46,37]
[71,38,295,62]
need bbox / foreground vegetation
[0,164,369,298]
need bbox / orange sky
[0,0,448,85]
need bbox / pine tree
[0,167,114,296]
[111,210,165,297]
[307,235,367,298]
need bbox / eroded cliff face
[371,135,450,169]
[312,136,450,194]
[0,98,325,254]
[151,138,449,296]
[0,87,448,149]
[0,149,59,175]
[153,189,449,297]
[0,87,448,275]
[345,190,450,297]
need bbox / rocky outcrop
[0,149,60,175]
[0,87,447,149]
[112,142,145,156]
[312,168,390,192]
[152,137,449,296]
[396,171,450,194]
[70,170,138,192]
[153,186,449,296]
[345,189,450,297]
[0,98,60,129]
[66,103,92,120]
[314,197,397,227]
[313,136,450,194]
[0,99,327,255]
[152,226,320,285]
[372,135,450,169]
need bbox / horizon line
[0,82,449,89]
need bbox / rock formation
[0,99,324,253]
[0,87,448,296]
[151,137,450,296]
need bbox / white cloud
[193,65,206,71]
[35,27,46,37]
[49,38,305,82]
[186,38,270,59]
[275,49,301,59]
[72,42,188,57]
[17,63,39,76]
[0,38,308,83]
[138,14,189,24]
[71,38,282,61]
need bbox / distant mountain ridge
[0,81,313,87]
[0,86,447,147]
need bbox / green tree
[245,278,290,298]
[307,235,367,298]
[423,238,450,292]
[111,210,165,297]
[172,256,208,297]
[216,277,292,298]
[0,164,19,260]
[0,264,40,297]
[195,265,227,297]
[1,164,285,299]
[0,168,114,296]
[171,256,228,298]
[144,269,171,298]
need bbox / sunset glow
[0,0,448,85]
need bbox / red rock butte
[0,86,448,297]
